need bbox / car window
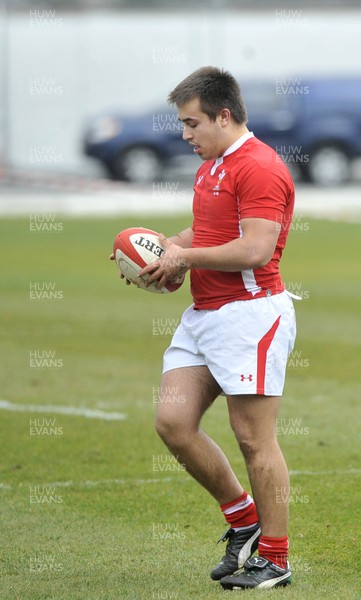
[240,82,284,114]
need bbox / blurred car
[82,105,192,184]
[82,77,361,185]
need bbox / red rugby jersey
[190,133,295,309]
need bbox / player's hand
[109,253,132,285]
[139,234,189,289]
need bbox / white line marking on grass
[0,400,127,421]
[0,478,176,491]
[49,470,359,486]
[33,477,176,489]
[2,470,360,493]
[290,469,361,476]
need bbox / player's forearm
[183,238,271,272]
[168,227,194,249]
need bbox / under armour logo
[240,374,253,382]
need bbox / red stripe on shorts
[256,316,281,395]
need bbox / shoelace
[217,528,239,558]
[217,528,234,544]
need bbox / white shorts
[163,291,296,396]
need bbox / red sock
[258,535,289,570]
[220,490,259,529]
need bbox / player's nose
[182,124,192,141]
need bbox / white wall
[2,8,361,173]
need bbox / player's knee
[232,425,275,463]
[237,438,259,462]
[230,422,258,461]
[229,414,259,458]
[155,412,183,444]
[155,414,169,441]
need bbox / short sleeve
[236,155,290,222]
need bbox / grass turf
[0,214,360,599]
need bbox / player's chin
[198,148,217,160]
[196,149,209,160]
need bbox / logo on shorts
[240,374,253,382]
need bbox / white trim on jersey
[210,131,254,176]
[241,269,262,296]
[223,131,254,157]
[210,156,224,176]
[238,219,262,296]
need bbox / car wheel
[112,146,163,183]
[307,145,351,186]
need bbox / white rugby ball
[113,227,184,294]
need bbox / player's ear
[219,108,231,127]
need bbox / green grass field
[0,214,360,600]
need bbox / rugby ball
[113,227,185,294]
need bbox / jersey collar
[210,131,254,175]
[223,131,254,157]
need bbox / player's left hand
[109,252,132,285]
[139,234,189,289]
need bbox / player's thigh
[226,394,281,448]
[156,366,221,434]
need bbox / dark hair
[168,66,247,124]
